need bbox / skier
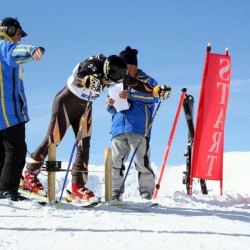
[106,46,167,200]
[22,53,171,202]
[0,17,45,201]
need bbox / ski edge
[99,202,159,212]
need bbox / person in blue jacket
[106,46,169,200]
[0,17,45,201]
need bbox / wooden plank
[47,143,56,202]
[104,148,112,201]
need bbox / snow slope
[0,151,249,250]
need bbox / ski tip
[38,202,47,206]
[152,202,159,207]
[66,189,72,195]
[83,202,99,208]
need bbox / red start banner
[191,48,231,182]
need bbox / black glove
[153,85,171,100]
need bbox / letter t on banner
[190,44,231,195]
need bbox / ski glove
[153,85,171,100]
[82,75,101,92]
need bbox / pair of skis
[182,94,208,195]
[18,188,100,207]
[64,189,158,211]
[18,188,158,211]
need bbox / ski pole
[57,93,92,204]
[117,100,162,199]
[153,88,187,200]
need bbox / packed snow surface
[0,151,249,250]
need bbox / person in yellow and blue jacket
[0,17,45,201]
[106,46,168,200]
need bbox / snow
[0,151,249,250]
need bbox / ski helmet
[103,55,128,83]
[0,17,27,37]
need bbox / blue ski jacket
[0,32,39,130]
[107,69,159,139]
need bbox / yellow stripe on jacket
[0,62,10,127]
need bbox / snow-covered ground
[0,151,249,250]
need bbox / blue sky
[2,0,250,166]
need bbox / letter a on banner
[190,44,231,195]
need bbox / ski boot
[66,184,97,204]
[21,172,47,196]
[140,192,152,200]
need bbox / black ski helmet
[103,55,128,83]
[0,17,27,37]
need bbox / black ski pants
[26,86,92,186]
[0,123,27,192]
